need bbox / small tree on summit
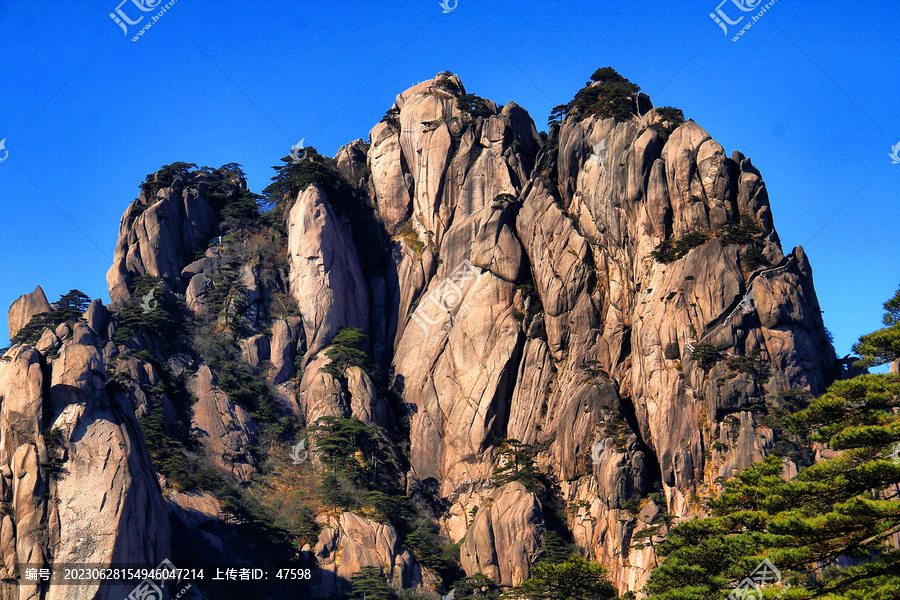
[590,66,629,84]
[566,67,640,122]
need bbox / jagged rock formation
[311,511,430,596]
[7,287,52,340]
[361,73,834,591]
[0,316,170,599]
[0,70,837,599]
[107,167,246,307]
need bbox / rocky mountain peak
[0,69,841,598]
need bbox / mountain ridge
[0,68,841,599]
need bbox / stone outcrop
[7,286,52,341]
[189,366,258,482]
[0,321,170,599]
[106,168,245,307]
[310,512,426,597]
[287,185,369,364]
[460,483,543,586]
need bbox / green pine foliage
[456,93,494,119]
[139,161,198,197]
[538,530,578,566]
[648,107,685,144]
[509,555,617,600]
[322,326,372,379]
[565,67,641,122]
[310,416,461,582]
[381,106,401,129]
[111,275,182,346]
[651,232,710,264]
[193,323,279,424]
[349,566,399,600]
[741,245,768,271]
[491,439,543,493]
[262,148,357,218]
[536,130,561,185]
[548,104,569,128]
[690,343,721,372]
[450,573,500,599]
[719,215,764,246]
[651,216,763,264]
[491,193,518,210]
[630,513,674,568]
[218,188,264,224]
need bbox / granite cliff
[1,70,837,598]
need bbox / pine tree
[54,289,90,318]
[539,530,577,565]
[349,566,399,600]
[491,439,542,492]
[322,326,371,378]
[509,555,616,600]
[451,573,500,599]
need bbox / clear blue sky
[1,0,898,362]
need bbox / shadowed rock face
[0,72,837,598]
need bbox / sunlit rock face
[0,71,834,598]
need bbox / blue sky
[0,0,898,362]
